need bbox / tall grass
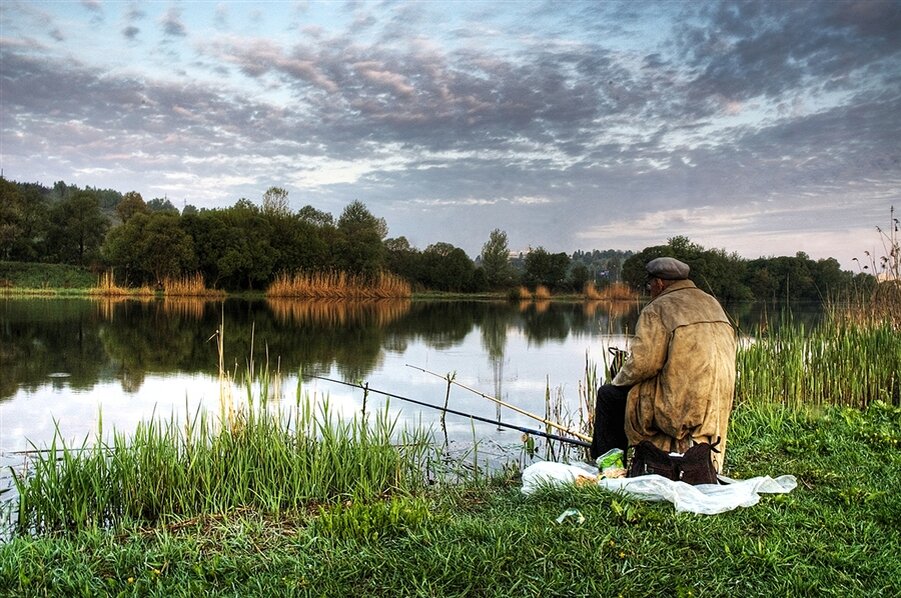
[584,281,638,301]
[89,271,222,298]
[267,271,411,299]
[88,271,130,297]
[12,384,434,536]
[162,273,225,298]
[736,296,900,408]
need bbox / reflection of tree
[519,302,570,343]
[384,302,479,349]
[0,298,108,401]
[582,301,640,334]
[480,304,513,423]
[2,297,821,402]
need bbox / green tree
[421,242,476,291]
[180,210,230,287]
[140,213,196,284]
[335,200,387,276]
[0,177,24,260]
[146,197,179,214]
[116,191,148,224]
[269,213,329,273]
[523,247,570,290]
[262,187,290,217]
[103,212,196,285]
[385,236,423,284]
[218,200,277,289]
[298,205,334,227]
[480,229,515,289]
[568,262,591,292]
[623,237,751,301]
[46,190,110,265]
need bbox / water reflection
[267,298,412,328]
[1,297,826,405]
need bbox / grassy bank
[1,400,899,596]
[0,261,95,292]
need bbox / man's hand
[607,347,628,381]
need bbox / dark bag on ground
[627,439,720,485]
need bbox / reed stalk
[88,271,129,297]
[267,271,411,299]
[162,273,225,298]
[736,299,900,409]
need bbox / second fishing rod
[303,374,591,449]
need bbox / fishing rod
[405,363,592,443]
[303,374,591,449]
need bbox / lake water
[0,296,817,527]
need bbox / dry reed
[89,271,129,296]
[534,285,551,300]
[584,281,638,301]
[267,271,411,299]
[515,286,531,301]
[162,273,225,298]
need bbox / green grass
[10,395,433,536]
[2,400,899,596]
[737,310,900,408]
[0,261,96,292]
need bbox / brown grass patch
[162,273,225,298]
[514,286,531,300]
[89,271,130,297]
[533,285,551,300]
[584,281,638,301]
[267,271,411,299]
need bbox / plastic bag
[521,461,797,515]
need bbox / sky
[1,1,899,271]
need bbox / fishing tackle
[303,374,591,449]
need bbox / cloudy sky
[2,1,899,269]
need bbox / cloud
[81,0,103,24]
[121,2,145,41]
[122,26,140,41]
[161,7,187,37]
[1,0,898,269]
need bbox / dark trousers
[590,384,630,460]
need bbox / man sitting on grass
[591,257,737,476]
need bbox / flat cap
[646,257,690,280]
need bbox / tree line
[0,177,872,298]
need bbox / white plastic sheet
[521,461,797,515]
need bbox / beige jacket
[612,279,737,471]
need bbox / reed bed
[584,281,638,301]
[513,286,531,301]
[88,271,130,297]
[736,307,900,409]
[12,388,434,536]
[162,273,225,298]
[533,285,551,300]
[267,271,411,299]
